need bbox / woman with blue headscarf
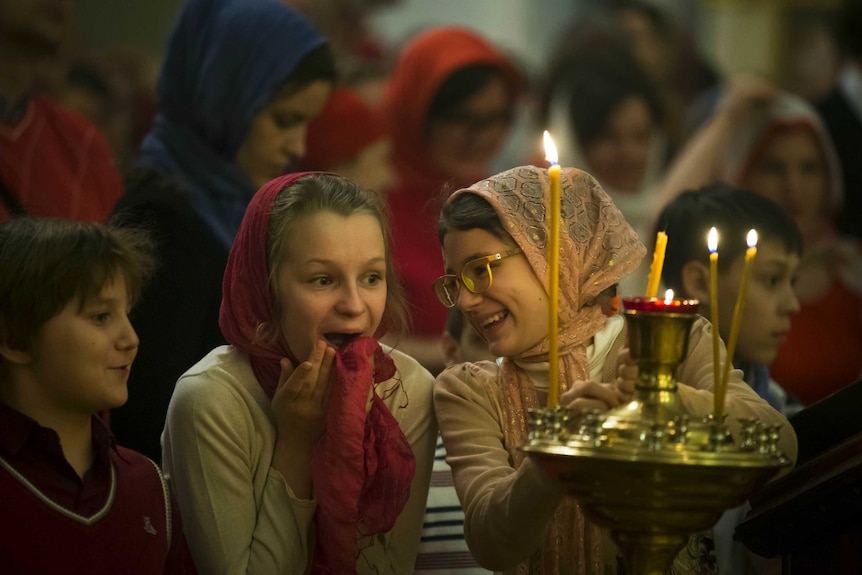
[111,0,335,461]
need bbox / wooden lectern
[736,379,862,573]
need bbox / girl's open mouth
[324,332,362,348]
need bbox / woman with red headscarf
[383,27,522,374]
[161,172,437,574]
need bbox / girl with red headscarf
[383,27,522,374]
[161,172,437,574]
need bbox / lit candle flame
[708,227,718,253]
[543,130,558,165]
[664,288,674,303]
[747,229,758,248]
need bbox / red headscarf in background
[219,172,415,574]
[383,27,522,337]
[297,88,388,172]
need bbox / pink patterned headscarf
[220,172,415,574]
[448,165,645,574]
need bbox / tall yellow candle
[645,231,668,298]
[721,229,758,395]
[544,130,561,409]
[707,227,723,418]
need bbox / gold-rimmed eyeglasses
[433,247,523,308]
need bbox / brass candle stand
[522,299,789,575]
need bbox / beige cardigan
[163,345,437,575]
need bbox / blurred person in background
[605,0,721,155]
[383,27,522,374]
[0,0,122,221]
[815,0,862,241]
[296,87,395,197]
[660,76,862,407]
[111,0,335,461]
[537,18,667,296]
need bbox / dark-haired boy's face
[716,238,800,365]
[23,275,139,417]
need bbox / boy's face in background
[716,238,800,365]
[24,275,139,417]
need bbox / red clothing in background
[0,95,122,221]
[771,280,862,406]
[0,403,195,575]
[384,28,520,337]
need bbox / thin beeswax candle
[645,231,667,298]
[544,130,561,409]
[707,227,724,418]
[720,230,758,396]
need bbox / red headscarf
[384,27,522,337]
[219,172,415,574]
[297,88,388,172]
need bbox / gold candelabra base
[523,305,788,574]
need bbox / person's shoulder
[436,360,499,392]
[111,445,165,485]
[175,346,252,391]
[385,345,431,375]
[167,347,267,424]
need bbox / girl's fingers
[277,358,295,389]
[313,346,336,401]
[561,380,621,409]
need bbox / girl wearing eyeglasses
[433,165,798,574]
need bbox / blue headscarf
[138,0,327,248]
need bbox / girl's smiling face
[275,211,388,361]
[442,228,549,358]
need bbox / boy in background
[656,183,803,574]
[657,183,804,415]
[0,217,194,574]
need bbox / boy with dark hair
[657,183,803,413]
[0,218,194,574]
[656,184,803,574]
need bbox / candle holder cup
[522,297,788,575]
